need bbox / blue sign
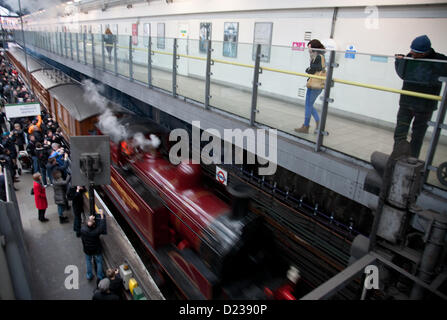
[345,45,356,59]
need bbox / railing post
[315,50,336,152]
[129,36,133,81]
[69,33,73,60]
[60,32,63,56]
[148,36,152,87]
[114,36,118,75]
[172,38,178,97]
[250,44,262,126]
[424,77,447,182]
[64,32,67,57]
[83,33,87,65]
[75,33,79,62]
[205,39,213,110]
[101,33,105,70]
[91,33,95,68]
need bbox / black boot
[59,216,69,224]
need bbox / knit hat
[410,35,431,53]
[97,278,110,292]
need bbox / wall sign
[345,45,357,59]
[132,23,138,45]
[292,41,306,51]
[215,166,228,186]
[5,103,41,119]
[252,22,273,62]
[199,22,212,53]
[223,22,238,58]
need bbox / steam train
[7,46,299,300]
[103,115,298,299]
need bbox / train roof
[31,69,73,89]
[7,46,46,72]
[48,84,103,121]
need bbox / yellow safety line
[84,192,100,213]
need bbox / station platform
[14,172,96,299]
[13,171,163,300]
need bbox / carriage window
[57,101,63,121]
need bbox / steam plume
[81,79,161,150]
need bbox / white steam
[81,79,161,151]
[132,133,161,151]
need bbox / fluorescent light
[67,1,73,4]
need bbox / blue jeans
[85,254,104,280]
[304,88,322,126]
[31,156,39,174]
[46,167,53,184]
[57,204,65,217]
[39,165,47,185]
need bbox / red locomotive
[102,114,298,299]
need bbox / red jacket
[33,181,48,210]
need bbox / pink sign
[292,42,306,51]
[132,23,138,45]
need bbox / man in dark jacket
[81,209,106,280]
[67,185,86,237]
[394,35,447,158]
[0,172,6,201]
[26,134,39,174]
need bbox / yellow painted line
[84,192,100,213]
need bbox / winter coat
[0,174,6,201]
[67,186,85,215]
[12,129,25,146]
[53,175,71,205]
[395,48,447,111]
[33,181,48,210]
[81,216,107,255]
[35,145,51,167]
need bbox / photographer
[394,35,447,158]
[81,209,107,281]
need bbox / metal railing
[12,30,447,188]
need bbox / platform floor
[15,172,97,300]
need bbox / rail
[94,40,442,101]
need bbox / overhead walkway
[10,32,447,213]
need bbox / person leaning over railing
[394,35,447,158]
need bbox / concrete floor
[15,172,97,299]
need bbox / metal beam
[250,43,261,126]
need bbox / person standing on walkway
[52,169,70,224]
[81,209,107,281]
[33,172,48,222]
[295,39,326,134]
[67,185,86,237]
[394,35,447,158]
